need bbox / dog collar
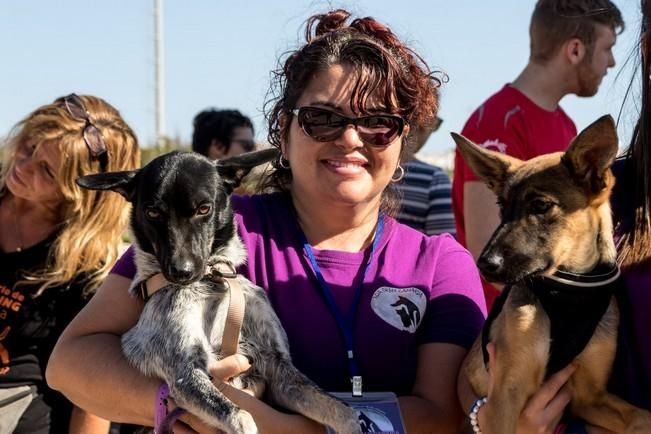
[136,262,240,301]
[136,273,169,301]
[136,262,245,357]
[537,264,621,290]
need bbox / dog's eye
[145,208,161,220]
[530,199,553,215]
[196,204,212,216]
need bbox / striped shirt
[396,159,456,237]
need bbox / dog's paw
[339,419,364,434]
[230,409,258,434]
[330,408,363,434]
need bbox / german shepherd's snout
[455,115,651,434]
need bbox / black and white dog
[77,149,361,434]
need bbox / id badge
[326,391,406,434]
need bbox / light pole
[154,0,166,149]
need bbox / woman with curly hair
[48,10,485,434]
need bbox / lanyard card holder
[326,391,406,434]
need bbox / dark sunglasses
[291,106,405,147]
[63,93,109,172]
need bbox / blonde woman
[0,94,140,434]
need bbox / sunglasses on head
[291,106,405,147]
[62,93,109,172]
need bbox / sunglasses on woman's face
[291,106,405,147]
[62,93,109,172]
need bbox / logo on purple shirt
[371,287,426,333]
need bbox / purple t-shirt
[112,193,486,395]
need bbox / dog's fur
[77,149,361,434]
[455,116,651,434]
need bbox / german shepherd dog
[454,116,651,434]
[77,149,361,434]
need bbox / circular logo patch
[371,287,426,333]
[356,406,395,433]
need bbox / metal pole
[154,0,165,148]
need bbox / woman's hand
[169,354,257,434]
[478,342,576,434]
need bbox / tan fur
[455,116,651,434]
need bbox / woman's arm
[398,342,467,434]
[47,273,329,433]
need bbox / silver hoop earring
[278,155,290,169]
[391,165,405,182]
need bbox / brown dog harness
[482,265,621,377]
[135,262,245,357]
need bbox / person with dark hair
[607,0,651,418]
[191,109,255,159]
[452,0,624,309]
[396,116,456,236]
[47,9,486,434]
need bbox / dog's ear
[215,148,279,192]
[451,132,520,194]
[76,170,139,201]
[562,115,618,194]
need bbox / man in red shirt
[452,0,624,308]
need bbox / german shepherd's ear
[562,115,618,194]
[76,170,139,202]
[451,132,520,194]
[215,148,279,193]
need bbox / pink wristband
[154,383,169,434]
[554,423,567,434]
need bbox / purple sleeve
[111,246,137,279]
[420,237,487,348]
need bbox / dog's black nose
[169,260,197,283]
[478,253,504,277]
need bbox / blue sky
[0,1,642,154]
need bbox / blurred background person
[0,94,140,433]
[191,108,255,160]
[191,108,264,195]
[396,116,456,236]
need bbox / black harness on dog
[482,264,621,378]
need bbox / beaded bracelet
[469,396,488,434]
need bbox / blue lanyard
[300,215,385,393]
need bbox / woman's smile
[322,156,369,176]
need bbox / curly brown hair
[263,9,443,214]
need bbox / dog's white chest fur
[122,281,230,380]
